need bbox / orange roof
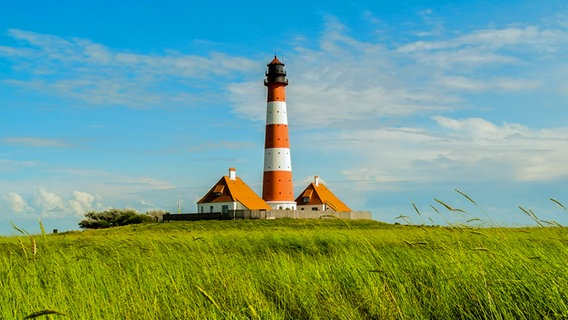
[268,55,283,65]
[198,175,270,210]
[295,180,352,212]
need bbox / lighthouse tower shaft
[262,57,296,210]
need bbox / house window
[303,196,310,203]
[210,206,214,213]
[200,206,204,213]
[312,207,319,211]
[222,205,229,214]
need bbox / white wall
[296,204,326,212]
[197,201,246,213]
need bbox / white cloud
[334,117,568,188]
[230,20,458,127]
[139,200,153,207]
[5,192,34,215]
[104,177,176,191]
[0,159,39,172]
[3,137,72,148]
[230,18,568,128]
[0,45,34,57]
[1,29,257,108]
[296,175,327,187]
[397,26,568,55]
[2,188,103,219]
[68,191,96,215]
[439,76,540,92]
[33,187,67,217]
[16,167,177,200]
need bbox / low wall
[163,212,232,221]
[247,210,371,220]
[163,210,372,222]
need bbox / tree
[79,209,153,229]
[146,210,166,222]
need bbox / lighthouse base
[265,201,297,211]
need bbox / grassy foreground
[1,219,567,319]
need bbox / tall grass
[1,219,567,319]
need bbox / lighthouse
[262,56,296,210]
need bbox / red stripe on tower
[262,56,296,210]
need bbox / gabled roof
[197,174,270,210]
[295,179,352,212]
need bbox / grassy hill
[1,219,567,319]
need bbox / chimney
[314,176,319,186]
[229,167,237,180]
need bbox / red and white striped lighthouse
[262,56,296,210]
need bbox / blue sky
[2,0,568,234]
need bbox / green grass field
[1,219,567,319]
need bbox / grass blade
[435,199,465,212]
[395,215,412,224]
[196,285,222,313]
[11,222,29,235]
[411,202,421,216]
[430,205,440,214]
[455,189,478,206]
[550,198,567,211]
[519,206,544,227]
[24,309,66,319]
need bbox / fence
[162,210,371,222]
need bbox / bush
[79,209,153,229]
[146,210,166,222]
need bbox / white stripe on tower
[266,101,288,125]
[262,56,296,210]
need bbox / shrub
[79,209,153,229]
[146,210,166,222]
